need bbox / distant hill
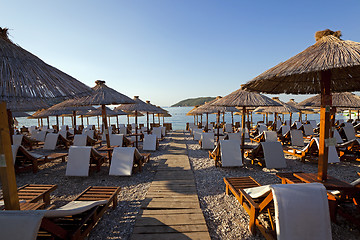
[171,97,216,107]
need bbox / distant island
[171,97,216,107]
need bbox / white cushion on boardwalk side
[110,134,124,146]
[201,132,214,150]
[272,183,332,240]
[220,140,243,167]
[143,134,157,151]
[109,147,135,176]
[73,135,87,146]
[66,146,91,176]
[260,142,287,168]
[193,129,202,141]
[84,130,94,138]
[59,130,67,139]
[0,210,44,240]
[290,130,304,147]
[119,126,127,135]
[12,135,23,145]
[43,133,59,150]
[34,130,47,141]
[42,200,108,218]
[264,131,278,142]
[161,127,166,136]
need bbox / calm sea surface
[15,106,348,131]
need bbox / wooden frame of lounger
[208,145,221,167]
[337,139,360,162]
[39,186,121,240]
[282,138,319,163]
[21,135,41,150]
[224,177,276,240]
[250,132,266,143]
[89,148,106,173]
[14,145,68,173]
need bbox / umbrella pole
[87,117,89,126]
[62,116,64,126]
[299,112,302,122]
[231,112,234,126]
[81,115,84,126]
[56,115,59,132]
[7,110,14,138]
[37,118,40,127]
[116,115,119,132]
[266,113,268,125]
[206,113,209,132]
[158,115,160,124]
[216,111,220,142]
[135,110,138,148]
[318,70,332,181]
[250,112,253,126]
[0,102,20,210]
[41,118,43,127]
[274,113,277,130]
[101,105,111,148]
[47,117,50,129]
[127,115,129,125]
[241,107,246,162]
[290,112,292,126]
[200,114,203,128]
[263,114,265,122]
[222,112,225,124]
[97,116,100,130]
[73,111,77,131]
[358,110,360,121]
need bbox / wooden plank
[142,201,200,209]
[133,224,208,233]
[140,209,204,215]
[135,214,207,225]
[131,232,210,240]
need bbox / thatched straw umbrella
[68,80,134,148]
[253,97,299,127]
[0,27,93,210]
[112,108,128,129]
[286,99,315,121]
[299,92,360,122]
[211,87,281,158]
[186,106,201,125]
[243,29,360,181]
[144,101,166,132]
[85,106,118,130]
[115,96,156,147]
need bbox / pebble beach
[1,130,360,239]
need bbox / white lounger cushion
[343,126,356,141]
[161,127,166,136]
[201,132,214,150]
[258,125,267,134]
[260,142,287,168]
[43,133,59,150]
[281,125,290,136]
[303,124,314,136]
[119,126,127,135]
[290,130,304,147]
[0,210,44,240]
[192,129,202,141]
[228,132,241,141]
[245,183,332,240]
[312,138,340,163]
[110,134,124,146]
[66,146,91,176]
[109,147,135,176]
[12,134,23,145]
[33,130,47,141]
[224,123,233,133]
[333,129,343,144]
[153,127,162,139]
[12,145,20,164]
[264,131,277,142]
[73,135,87,146]
[143,134,157,151]
[42,200,108,218]
[308,120,317,128]
[220,140,243,167]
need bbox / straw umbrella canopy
[211,87,281,158]
[115,96,156,147]
[11,111,30,118]
[0,27,93,210]
[286,99,316,121]
[186,105,202,125]
[299,92,360,121]
[243,29,360,181]
[68,80,134,148]
[143,101,166,132]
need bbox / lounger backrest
[312,138,340,163]
[264,131,278,142]
[43,133,59,150]
[192,129,202,141]
[220,140,243,167]
[119,126,127,135]
[333,129,343,144]
[11,145,20,164]
[281,125,290,136]
[0,210,44,240]
[84,130,94,138]
[285,120,290,126]
[258,125,267,134]
[290,130,304,147]
[141,127,148,133]
[260,142,287,168]
[12,135,23,146]
[228,132,241,141]
[343,126,356,141]
[201,132,214,150]
[66,146,91,176]
[34,130,47,141]
[295,121,302,129]
[152,127,162,139]
[110,134,124,146]
[59,129,67,139]
[161,127,166,136]
[109,147,136,176]
[224,124,233,133]
[73,135,87,146]
[344,122,353,128]
[271,183,332,240]
[60,125,68,131]
[143,134,157,151]
[303,124,314,136]
[131,123,136,129]
[308,120,317,128]
[276,121,282,131]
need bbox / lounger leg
[249,206,258,235]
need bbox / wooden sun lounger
[224,177,276,239]
[14,145,68,173]
[22,135,41,150]
[90,148,107,172]
[337,139,360,162]
[282,138,319,162]
[39,186,121,240]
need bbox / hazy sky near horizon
[2,0,360,106]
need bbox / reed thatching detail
[33,99,95,117]
[115,96,159,113]
[287,99,316,114]
[71,80,134,106]
[190,96,239,114]
[299,92,360,108]
[11,111,30,118]
[243,30,360,94]
[85,106,118,116]
[211,87,281,107]
[0,27,93,105]
[253,97,300,114]
[6,98,52,112]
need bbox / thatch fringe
[315,29,341,41]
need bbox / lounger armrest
[238,188,260,209]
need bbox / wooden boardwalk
[131,131,211,240]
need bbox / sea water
[14,106,345,131]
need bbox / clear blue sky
[2,0,360,106]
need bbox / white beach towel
[0,210,44,240]
[153,127,162,139]
[43,133,59,150]
[143,134,157,151]
[11,145,20,164]
[290,130,304,147]
[109,147,135,176]
[228,132,241,141]
[192,129,202,141]
[66,146,91,176]
[220,140,243,167]
[312,138,340,163]
[260,142,287,168]
[42,200,108,218]
[201,132,214,150]
[281,125,290,136]
[308,120,317,128]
